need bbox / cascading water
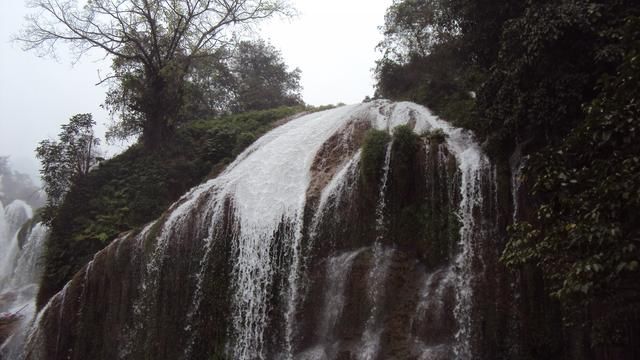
[318,249,364,342]
[453,148,487,359]
[0,200,37,290]
[22,100,497,360]
[358,140,394,360]
[0,199,48,359]
[0,201,33,278]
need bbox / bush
[360,129,392,185]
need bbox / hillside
[36,106,314,308]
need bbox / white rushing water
[413,267,456,329]
[0,199,48,359]
[358,139,394,360]
[359,246,393,360]
[224,105,360,359]
[319,249,365,342]
[511,158,526,222]
[311,151,361,237]
[452,147,486,359]
[0,201,33,274]
[0,200,36,290]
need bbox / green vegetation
[392,125,419,153]
[358,125,459,269]
[360,129,391,186]
[36,113,101,220]
[398,126,459,267]
[502,16,640,341]
[389,125,420,192]
[36,105,306,308]
[420,128,447,144]
[376,0,640,351]
[375,0,483,127]
[107,39,304,142]
[228,40,302,113]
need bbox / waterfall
[0,200,36,291]
[311,151,361,237]
[23,100,496,360]
[452,147,486,359]
[511,159,526,222]
[412,267,456,331]
[0,199,48,360]
[1,200,32,241]
[225,106,360,359]
[374,142,393,241]
[358,140,394,360]
[318,249,365,342]
[284,151,364,360]
[0,202,7,244]
[359,246,393,360]
[5,224,47,291]
[0,200,33,280]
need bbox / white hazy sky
[0,0,393,181]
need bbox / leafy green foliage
[36,113,100,219]
[477,1,618,153]
[376,43,478,127]
[421,128,447,143]
[37,106,306,308]
[391,125,419,169]
[378,0,449,62]
[377,0,640,349]
[156,40,303,126]
[230,40,303,113]
[360,129,391,186]
[375,0,482,127]
[503,16,640,315]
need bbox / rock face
[21,101,523,360]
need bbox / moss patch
[360,129,391,187]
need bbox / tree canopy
[36,113,100,220]
[19,0,291,146]
[178,39,302,121]
[231,40,302,112]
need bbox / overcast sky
[0,0,393,182]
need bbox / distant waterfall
[0,199,48,359]
[0,200,36,290]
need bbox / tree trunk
[141,72,181,149]
[142,116,172,149]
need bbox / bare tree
[18,0,291,146]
